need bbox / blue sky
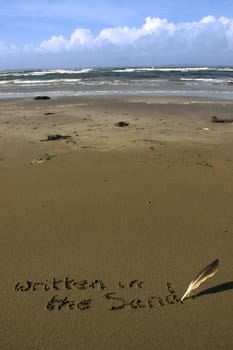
[1,0,233,69]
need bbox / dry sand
[0,96,233,349]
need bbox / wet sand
[0,96,233,349]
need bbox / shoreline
[1,92,233,102]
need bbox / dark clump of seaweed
[34,96,51,100]
[40,134,71,141]
[211,116,233,123]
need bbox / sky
[1,0,233,69]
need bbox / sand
[0,96,233,349]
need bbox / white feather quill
[181,259,219,301]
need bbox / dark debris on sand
[211,116,233,123]
[115,121,129,127]
[40,134,72,141]
[34,96,51,100]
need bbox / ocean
[1,66,233,100]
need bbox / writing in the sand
[14,278,182,311]
[15,278,109,292]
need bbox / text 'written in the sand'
[14,278,182,311]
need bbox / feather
[181,259,219,301]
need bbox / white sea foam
[113,68,158,73]
[112,66,233,73]
[0,68,93,78]
[53,68,93,74]
[180,78,225,83]
[112,67,213,73]
[0,80,11,85]
[215,67,233,72]
[12,78,81,85]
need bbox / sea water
[1,66,233,100]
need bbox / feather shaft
[181,259,219,301]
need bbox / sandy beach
[1,96,233,349]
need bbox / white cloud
[37,15,233,52]
[1,15,233,69]
[40,35,67,51]
[199,15,216,23]
[142,17,175,34]
[97,26,140,45]
[70,29,93,46]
